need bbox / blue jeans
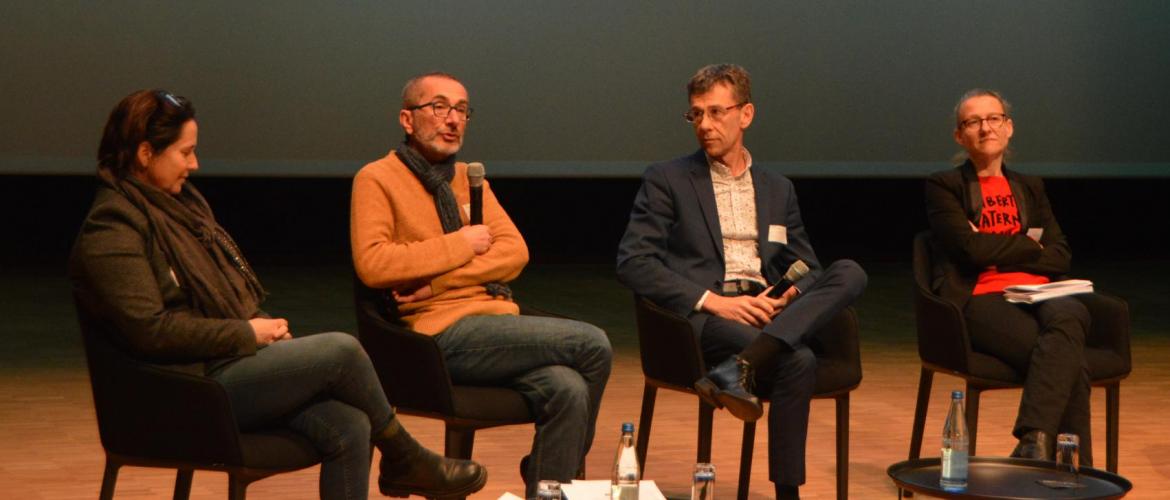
[435,315,612,498]
[208,332,394,500]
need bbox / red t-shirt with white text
[972,176,1049,295]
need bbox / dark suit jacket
[69,185,258,375]
[924,161,1071,308]
[617,149,823,336]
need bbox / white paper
[560,480,667,500]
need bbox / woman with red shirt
[924,89,1093,464]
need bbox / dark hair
[401,71,464,108]
[97,89,196,179]
[687,64,752,104]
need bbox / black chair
[633,296,861,500]
[353,278,537,462]
[908,231,1131,473]
[76,302,321,500]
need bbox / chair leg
[698,400,715,463]
[908,367,934,461]
[1106,382,1120,473]
[227,474,248,500]
[738,421,756,500]
[836,394,850,500]
[173,469,193,500]
[636,383,657,475]
[445,426,476,460]
[965,384,982,457]
[99,458,120,500]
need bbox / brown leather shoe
[376,421,488,498]
[694,355,763,422]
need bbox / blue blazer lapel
[688,156,724,262]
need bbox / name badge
[768,225,788,245]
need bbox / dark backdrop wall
[9,175,1166,268]
[3,1,1169,177]
[4,3,1167,268]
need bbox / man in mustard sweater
[351,72,612,497]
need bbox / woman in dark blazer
[924,89,1093,464]
[69,89,486,499]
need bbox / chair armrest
[808,307,860,366]
[913,232,975,373]
[1075,292,1132,371]
[353,277,457,415]
[634,295,706,387]
[82,330,244,465]
[519,304,569,319]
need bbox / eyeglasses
[684,103,746,124]
[958,113,1009,131]
[407,100,473,121]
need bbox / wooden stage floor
[1,262,1166,498]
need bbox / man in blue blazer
[616,64,866,499]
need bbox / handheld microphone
[467,162,485,225]
[767,260,810,299]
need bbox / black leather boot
[1010,430,1055,461]
[375,419,488,498]
[694,355,763,422]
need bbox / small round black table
[887,457,1131,499]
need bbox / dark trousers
[964,294,1094,464]
[699,260,866,486]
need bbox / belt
[721,279,766,297]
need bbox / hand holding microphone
[460,162,491,254]
[467,162,485,225]
[766,260,810,299]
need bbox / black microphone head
[784,260,810,282]
[467,162,485,187]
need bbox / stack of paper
[1004,279,1093,304]
[498,480,667,500]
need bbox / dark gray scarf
[98,167,266,320]
[396,142,512,300]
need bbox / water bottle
[611,422,639,500]
[940,390,968,492]
[692,462,715,500]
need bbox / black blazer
[924,161,1071,308]
[617,149,823,336]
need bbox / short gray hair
[401,71,463,108]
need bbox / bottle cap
[952,390,964,399]
[622,422,634,433]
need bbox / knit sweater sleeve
[430,179,529,294]
[350,161,477,288]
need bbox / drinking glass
[537,480,562,499]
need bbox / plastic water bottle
[692,462,715,500]
[611,422,639,500]
[940,390,968,492]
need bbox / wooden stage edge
[1,338,1168,499]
